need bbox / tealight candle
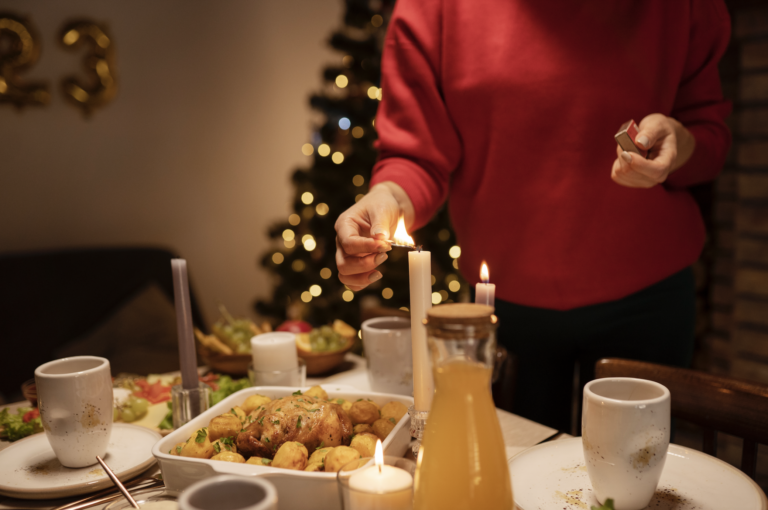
[251,332,298,372]
[348,440,414,510]
[474,261,495,309]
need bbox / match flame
[375,439,384,473]
[392,217,414,247]
[480,261,489,284]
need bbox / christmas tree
[256,0,468,328]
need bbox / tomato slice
[23,408,40,422]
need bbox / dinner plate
[0,423,161,500]
[509,437,767,510]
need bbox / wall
[706,2,768,384]
[0,0,343,324]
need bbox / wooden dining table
[0,354,563,510]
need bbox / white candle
[250,332,298,371]
[348,440,413,510]
[475,261,495,309]
[409,249,433,411]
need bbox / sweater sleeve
[370,0,462,230]
[665,0,732,189]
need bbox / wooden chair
[595,358,768,479]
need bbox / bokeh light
[301,291,312,303]
[352,127,364,138]
[332,152,345,164]
[449,245,461,258]
[371,14,383,27]
[301,143,314,156]
[320,268,332,279]
[272,252,284,264]
[367,86,378,99]
[336,75,349,88]
[292,259,305,272]
[288,214,300,226]
[316,203,329,216]
[342,290,354,302]
[310,285,322,297]
[353,175,364,186]
[317,144,331,157]
[382,288,393,299]
[432,292,442,305]
[448,280,461,292]
[355,194,365,203]
[282,229,295,241]
[339,117,351,130]
[301,192,314,204]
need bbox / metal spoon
[95,455,141,509]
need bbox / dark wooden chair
[595,358,768,479]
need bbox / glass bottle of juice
[414,303,513,509]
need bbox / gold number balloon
[0,13,50,108]
[59,20,117,116]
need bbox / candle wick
[417,245,422,253]
[378,464,382,474]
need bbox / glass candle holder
[171,382,211,429]
[337,456,417,510]
[248,359,306,387]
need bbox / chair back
[595,358,768,479]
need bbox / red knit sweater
[371,0,732,310]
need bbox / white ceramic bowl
[152,385,413,510]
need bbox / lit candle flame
[375,438,384,474]
[480,261,489,284]
[392,217,414,247]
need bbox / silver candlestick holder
[407,405,429,458]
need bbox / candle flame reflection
[392,217,414,247]
[375,439,384,474]
[480,261,489,284]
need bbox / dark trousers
[494,267,696,433]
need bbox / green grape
[113,407,120,422]
[131,397,149,417]
[121,408,137,422]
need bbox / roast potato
[245,457,272,466]
[180,428,215,459]
[272,441,308,470]
[211,451,245,463]
[325,445,362,472]
[350,432,379,457]
[169,442,186,456]
[352,424,373,435]
[330,397,352,412]
[349,400,380,425]
[308,446,333,465]
[372,418,396,440]
[242,394,272,415]
[212,437,237,455]
[304,386,328,400]
[209,414,243,442]
[380,401,407,423]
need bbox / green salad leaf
[592,499,616,510]
[158,401,174,430]
[0,407,43,442]
[209,376,251,406]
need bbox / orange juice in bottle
[414,304,513,510]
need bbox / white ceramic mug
[582,377,671,510]
[361,317,413,395]
[178,475,278,510]
[35,356,113,468]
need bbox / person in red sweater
[334,1,732,431]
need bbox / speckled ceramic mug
[35,356,113,468]
[582,377,671,510]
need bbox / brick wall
[699,2,768,384]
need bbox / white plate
[0,423,161,500]
[509,437,767,510]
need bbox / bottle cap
[425,303,496,339]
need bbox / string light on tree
[272,253,284,264]
[320,268,332,279]
[288,214,300,226]
[382,288,393,299]
[316,203,329,216]
[332,152,344,164]
[317,144,331,157]
[310,285,322,297]
[335,75,348,88]
[449,245,461,258]
[301,143,314,156]
[301,192,314,205]
[282,229,295,242]
[353,175,365,186]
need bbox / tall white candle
[408,249,433,412]
[475,261,495,309]
[251,332,298,371]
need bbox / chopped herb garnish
[262,458,270,465]
[591,499,616,510]
[213,442,221,453]
[276,408,281,412]
[231,408,237,415]
[272,420,280,425]
[389,417,396,423]
[294,405,301,408]
[297,416,302,429]
[336,399,344,404]
[292,390,303,396]
[176,445,183,454]
[309,408,319,412]
[168,448,172,454]
[264,437,270,443]
[318,441,325,449]
[356,399,363,402]
[297,398,304,402]
[195,428,207,443]
[222,437,234,446]
[258,416,265,426]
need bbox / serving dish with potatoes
[152,385,413,510]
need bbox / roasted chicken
[236,394,352,458]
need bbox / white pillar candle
[171,259,198,390]
[251,332,298,372]
[348,440,414,510]
[475,261,495,309]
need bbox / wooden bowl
[298,337,355,376]
[197,343,251,377]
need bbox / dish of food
[508,437,767,510]
[0,423,161,500]
[153,385,413,510]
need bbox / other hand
[611,113,695,188]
